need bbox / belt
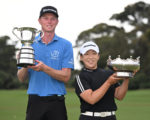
[81,111,115,117]
[29,95,64,102]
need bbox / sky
[0,0,149,69]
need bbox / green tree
[75,23,131,68]
[110,1,150,28]
[74,1,150,89]
[110,1,150,88]
[0,36,20,89]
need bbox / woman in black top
[75,41,134,120]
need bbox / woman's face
[80,50,100,70]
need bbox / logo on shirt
[68,58,74,65]
[50,50,59,60]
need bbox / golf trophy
[107,55,140,78]
[12,27,43,67]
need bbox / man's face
[38,13,58,33]
[80,50,100,70]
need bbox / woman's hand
[107,73,123,85]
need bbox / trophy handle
[34,30,44,42]
[38,30,44,39]
[12,27,22,40]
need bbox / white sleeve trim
[76,75,85,92]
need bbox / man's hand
[28,60,45,71]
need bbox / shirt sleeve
[75,74,91,96]
[62,41,74,69]
[114,82,121,88]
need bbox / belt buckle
[100,112,106,117]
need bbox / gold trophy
[107,55,140,78]
[12,27,43,67]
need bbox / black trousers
[79,114,117,120]
[26,95,67,120]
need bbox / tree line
[73,1,150,89]
[0,1,150,89]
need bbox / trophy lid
[126,56,140,65]
[107,55,140,71]
[107,55,140,65]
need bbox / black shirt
[75,68,120,113]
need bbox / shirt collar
[35,33,59,43]
[83,67,98,72]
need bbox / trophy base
[116,71,133,78]
[17,63,35,67]
[17,58,35,67]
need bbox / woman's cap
[80,41,99,55]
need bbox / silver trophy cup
[12,27,43,67]
[107,55,140,78]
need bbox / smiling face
[80,50,100,70]
[38,13,58,33]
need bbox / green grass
[116,89,150,120]
[0,89,150,120]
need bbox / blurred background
[0,0,150,120]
